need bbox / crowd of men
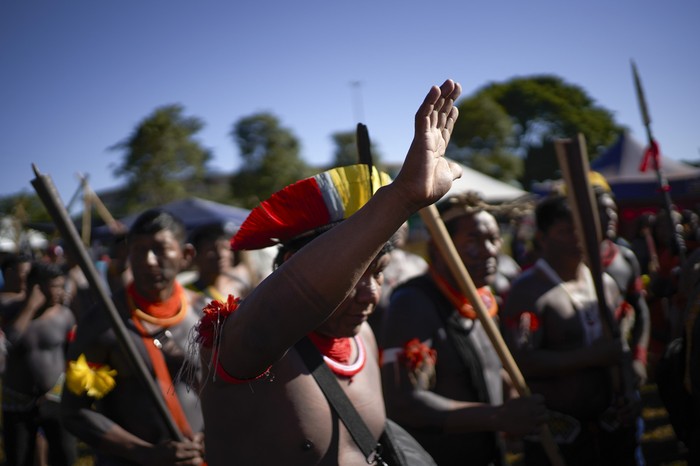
[0,79,699,465]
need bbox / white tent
[441,162,529,203]
[0,216,48,252]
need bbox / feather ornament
[231,164,391,251]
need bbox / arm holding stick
[418,204,566,466]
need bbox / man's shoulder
[508,266,543,291]
[72,304,119,346]
[389,275,448,317]
[502,266,552,313]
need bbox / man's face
[540,218,583,261]
[41,275,66,307]
[194,237,232,275]
[6,261,31,292]
[316,253,390,338]
[128,229,186,298]
[449,211,502,288]
[597,193,618,241]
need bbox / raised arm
[219,80,462,379]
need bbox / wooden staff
[419,204,566,466]
[554,135,632,396]
[77,173,121,234]
[30,164,184,442]
[81,175,92,247]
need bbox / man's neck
[135,283,175,303]
[196,269,226,289]
[541,253,581,282]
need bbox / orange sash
[430,268,498,320]
[132,315,194,439]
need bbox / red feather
[231,177,331,250]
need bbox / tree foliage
[230,113,310,208]
[451,75,624,188]
[448,95,522,182]
[0,193,52,225]
[111,104,211,213]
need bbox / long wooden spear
[631,60,686,264]
[419,204,566,466]
[30,164,184,441]
[554,135,634,397]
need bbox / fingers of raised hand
[442,106,459,145]
[417,79,459,126]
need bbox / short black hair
[128,209,187,245]
[27,262,64,287]
[1,253,32,275]
[535,195,572,234]
[188,222,232,250]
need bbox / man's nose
[355,276,379,302]
[145,250,158,265]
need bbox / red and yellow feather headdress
[231,164,392,251]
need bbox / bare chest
[202,354,386,465]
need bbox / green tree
[230,113,310,208]
[0,193,53,226]
[452,75,624,188]
[448,95,522,182]
[329,129,383,169]
[111,104,211,213]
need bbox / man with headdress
[60,209,205,465]
[379,191,546,466]
[196,79,462,465]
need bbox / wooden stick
[554,136,615,338]
[554,135,631,396]
[419,204,566,466]
[81,176,92,247]
[31,164,184,441]
[77,173,120,232]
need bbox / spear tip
[631,60,652,128]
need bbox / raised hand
[395,79,462,210]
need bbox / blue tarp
[590,132,700,205]
[93,197,250,239]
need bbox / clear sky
[2,1,698,212]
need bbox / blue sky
[2,1,698,212]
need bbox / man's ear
[534,230,544,250]
[181,243,196,269]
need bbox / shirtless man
[380,194,546,466]
[2,262,77,466]
[186,222,253,311]
[197,79,462,465]
[0,253,32,371]
[61,209,205,465]
[0,253,32,320]
[501,195,640,466]
[594,183,650,387]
